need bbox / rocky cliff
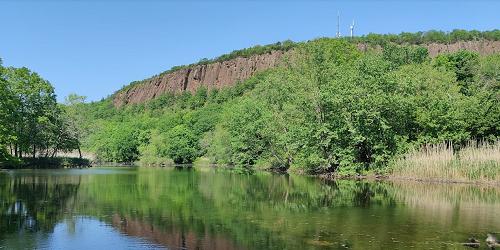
[113,40,500,107]
[426,40,500,56]
[113,50,286,107]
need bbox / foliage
[87,122,143,162]
[433,50,480,94]
[201,41,498,174]
[117,30,500,95]
[356,29,500,45]
[0,62,12,162]
[160,125,199,164]
[0,63,80,167]
[382,43,429,68]
[54,36,500,175]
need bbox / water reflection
[0,167,499,249]
[0,173,80,235]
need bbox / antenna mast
[350,20,355,38]
[336,12,341,38]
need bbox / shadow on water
[0,167,499,249]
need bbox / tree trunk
[51,149,57,158]
[32,144,36,159]
[78,146,82,159]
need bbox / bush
[161,125,199,164]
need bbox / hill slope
[113,39,500,107]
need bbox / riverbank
[390,140,499,185]
[0,157,91,169]
[317,172,500,188]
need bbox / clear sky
[1,0,499,102]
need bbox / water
[0,167,499,250]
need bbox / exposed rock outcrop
[426,40,500,57]
[113,50,286,107]
[113,40,500,107]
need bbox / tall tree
[1,67,80,162]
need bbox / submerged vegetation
[69,34,499,181]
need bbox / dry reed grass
[391,140,500,184]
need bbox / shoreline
[317,172,500,187]
[0,157,91,169]
[3,162,499,187]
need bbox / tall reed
[391,140,500,184]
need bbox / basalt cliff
[113,40,500,107]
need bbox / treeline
[76,38,499,175]
[0,61,81,167]
[117,29,500,94]
[354,29,500,45]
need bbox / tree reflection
[0,173,81,237]
[1,168,499,250]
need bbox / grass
[391,140,500,184]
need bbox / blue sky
[1,0,499,102]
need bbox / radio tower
[350,20,355,38]
[336,12,341,38]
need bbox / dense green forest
[0,61,81,167]
[71,34,499,175]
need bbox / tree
[0,66,81,164]
[382,43,428,69]
[389,64,469,144]
[63,94,88,158]
[161,125,198,164]
[89,123,141,162]
[433,50,480,95]
[466,54,500,140]
[3,67,59,158]
[0,60,14,162]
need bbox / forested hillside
[69,31,499,176]
[113,30,500,107]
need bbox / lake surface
[0,167,499,250]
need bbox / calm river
[0,167,499,249]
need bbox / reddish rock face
[425,40,500,57]
[113,50,286,107]
[113,40,500,107]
